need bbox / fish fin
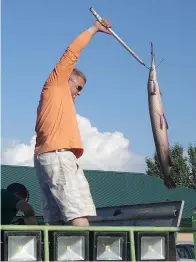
[150,81,156,95]
[164,153,176,189]
[160,115,164,129]
[153,82,156,94]
[168,150,173,167]
[163,114,169,129]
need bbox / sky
[1,0,196,172]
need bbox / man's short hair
[72,68,87,83]
[7,183,29,201]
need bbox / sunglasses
[69,77,83,92]
[76,85,83,92]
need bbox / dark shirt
[1,189,22,224]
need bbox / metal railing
[1,224,196,261]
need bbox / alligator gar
[147,43,176,189]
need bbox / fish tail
[164,176,176,189]
[164,165,176,189]
[164,153,176,189]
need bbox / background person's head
[68,68,86,101]
[7,183,29,202]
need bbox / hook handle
[89,7,146,66]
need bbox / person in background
[34,17,112,226]
[1,183,37,225]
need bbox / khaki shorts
[34,150,96,223]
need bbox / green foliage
[146,143,196,189]
[187,144,196,186]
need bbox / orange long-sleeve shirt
[34,30,94,158]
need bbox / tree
[146,143,196,189]
[187,144,196,186]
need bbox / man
[34,18,112,226]
[1,183,37,225]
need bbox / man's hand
[88,18,112,35]
[94,19,112,34]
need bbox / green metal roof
[1,165,196,222]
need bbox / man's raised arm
[45,19,112,85]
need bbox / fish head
[149,66,155,82]
[149,42,157,81]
